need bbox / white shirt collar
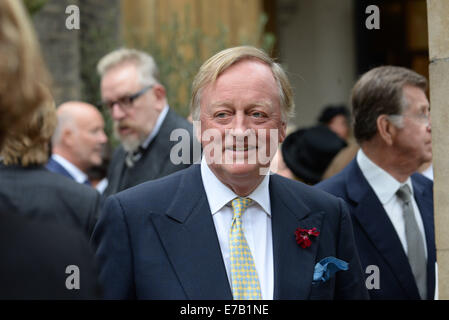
[356,149,414,204]
[52,154,88,184]
[141,105,169,149]
[200,156,271,216]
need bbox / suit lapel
[132,110,181,180]
[106,148,127,195]
[270,176,324,300]
[346,160,420,299]
[149,165,232,299]
[412,174,436,299]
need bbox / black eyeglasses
[100,85,154,112]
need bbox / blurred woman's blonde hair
[1,87,57,166]
[0,0,52,147]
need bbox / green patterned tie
[229,197,262,300]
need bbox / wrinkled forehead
[401,84,429,112]
[100,63,141,96]
[204,60,278,98]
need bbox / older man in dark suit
[92,46,368,300]
[97,49,194,197]
[317,66,435,300]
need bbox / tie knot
[396,184,412,203]
[125,146,145,168]
[231,197,253,218]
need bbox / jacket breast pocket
[309,278,335,300]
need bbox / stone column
[78,0,121,105]
[33,0,81,105]
[427,0,449,300]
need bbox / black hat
[281,125,347,184]
[318,105,350,124]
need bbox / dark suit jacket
[92,165,369,299]
[46,157,76,180]
[0,210,100,299]
[0,163,100,237]
[316,159,436,300]
[103,108,195,197]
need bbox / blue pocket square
[313,257,349,283]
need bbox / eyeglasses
[100,85,154,112]
[388,112,431,127]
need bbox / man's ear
[194,119,202,144]
[376,115,397,146]
[278,121,287,143]
[63,123,80,149]
[153,84,166,101]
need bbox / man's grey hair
[351,65,427,143]
[97,48,161,87]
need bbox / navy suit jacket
[316,159,436,300]
[92,165,368,300]
[46,157,75,181]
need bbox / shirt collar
[357,149,413,204]
[200,156,271,216]
[52,154,88,184]
[141,105,169,150]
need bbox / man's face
[100,63,160,152]
[393,85,432,168]
[73,108,108,171]
[199,60,286,186]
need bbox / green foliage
[23,0,48,15]
[125,8,276,118]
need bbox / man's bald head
[53,102,99,144]
[52,101,108,172]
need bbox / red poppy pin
[295,227,320,249]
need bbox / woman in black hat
[281,125,348,185]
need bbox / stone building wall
[32,0,120,106]
[33,0,81,105]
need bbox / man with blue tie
[92,46,368,300]
[47,101,108,186]
[316,66,436,300]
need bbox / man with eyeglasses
[97,48,194,197]
[317,66,436,300]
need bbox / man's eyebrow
[209,101,233,108]
[249,100,273,108]
[208,100,274,109]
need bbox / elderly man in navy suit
[317,66,435,300]
[92,46,368,300]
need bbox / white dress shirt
[51,154,89,184]
[200,156,274,299]
[356,149,427,258]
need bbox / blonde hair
[0,0,52,148]
[190,46,295,122]
[1,91,57,166]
